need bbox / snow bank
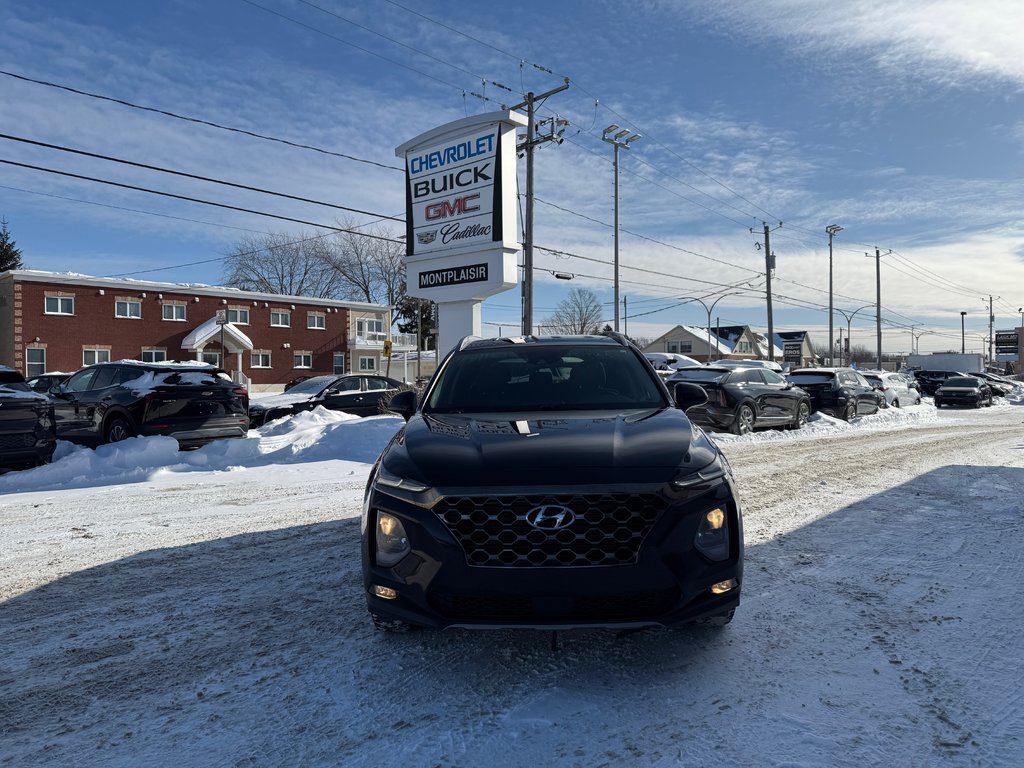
[0,407,404,494]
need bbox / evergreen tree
[0,218,24,271]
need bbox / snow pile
[0,407,404,494]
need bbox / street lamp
[960,311,967,353]
[834,304,874,366]
[602,124,641,332]
[679,288,757,362]
[1018,307,1023,328]
[826,224,843,364]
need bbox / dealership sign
[783,341,803,363]
[396,110,527,354]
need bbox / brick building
[0,271,416,391]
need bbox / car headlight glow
[375,511,411,567]
[695,506,730,561]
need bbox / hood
[385,407,719,487]
[250,391,315,410]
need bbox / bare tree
[542,287,604,334]
[328,220,405,305]
[221,231,343,298]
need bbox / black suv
[0,366,57,470]
[785,367,882,420]
[361,334,743,632]
[913,369,967,396]
[51,361,249,448]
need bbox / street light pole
[960,311,967,353]
[826,224,843,364]
[834,304,875,366]
[602,125,641,332]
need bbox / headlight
[375,512,410,567]
[376,466,430,493]
[672,455,728,490]
[694,506,730,561]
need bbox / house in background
[643,324,776,363]
[0,270,416,391]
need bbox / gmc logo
[425,194,480,221]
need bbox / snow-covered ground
[2,401,1023,766]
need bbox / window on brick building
[116,299,142,319]
[270,310,290,327]
[83,348,111,366]
[44,295,75,315]
[162,303,186,321]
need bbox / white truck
[905,352,985,373]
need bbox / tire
[103,416,134,444]
[732,404,755,435]
[371,613,415,633]
[790,401,810,430]
[842,402,856,421]
[891,399,900,408]
[699,609,735,627]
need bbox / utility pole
[988,295,997,368]
[623,296,628,338]
[875,248,882,370]
[826,225,843,365]
[512,79,570,336]
[764,223,776,361]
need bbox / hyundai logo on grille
[526,505,575,530]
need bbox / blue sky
[2,0,1023,356]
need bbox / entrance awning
[181,317,254,353]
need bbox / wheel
[699,609,735,627]
[891,399,900,408]
[731,404,755,435]
[104,416,134,444]
[371,613,416,633]
[842,402,856,421]
[790,401,810,430]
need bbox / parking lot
[2,404,1023,766]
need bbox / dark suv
[0,366,57,470]
[51,361,249,448]
[913,369,967,396]
[361,334,743,632]
[785,367,882,420]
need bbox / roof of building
[0,270,390,312]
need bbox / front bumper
[362,479,743,630]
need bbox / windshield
[285,376,336,395]
[944,377,980,387]
[671,368,728,383]
[426,345,667,413]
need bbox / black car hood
[385,407,719,487]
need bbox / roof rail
[456,335,482,351]
[599,330,631,347]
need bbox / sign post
[396,110,527,358]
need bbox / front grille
[0,433,35,450]
[428,588,680,622]
[434,493,667,568]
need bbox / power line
[0,133,402,221]
[0,158,403,243]
[0,69,402,172]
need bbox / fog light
[711,578,738,595]
[375,511,411,567]
[694,506,730,561]
[372,584,398,600]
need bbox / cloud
[665,0,1024,90]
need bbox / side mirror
[386,389,417,421]
[673,381,708,411]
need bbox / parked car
[714,359,784,373]
[968,372,1016,397]
[666,365,811,435]
[248,374,405,426]
[913,369,967,396]
[861,371,921,408]
[785,368,883,420]
[283,375,314,392]
[25,372,72,393]
[0,366,57,470]
[934,376,993,408]
[644,352,702,371]
[50,361,249,448]
[363,333,743,632]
